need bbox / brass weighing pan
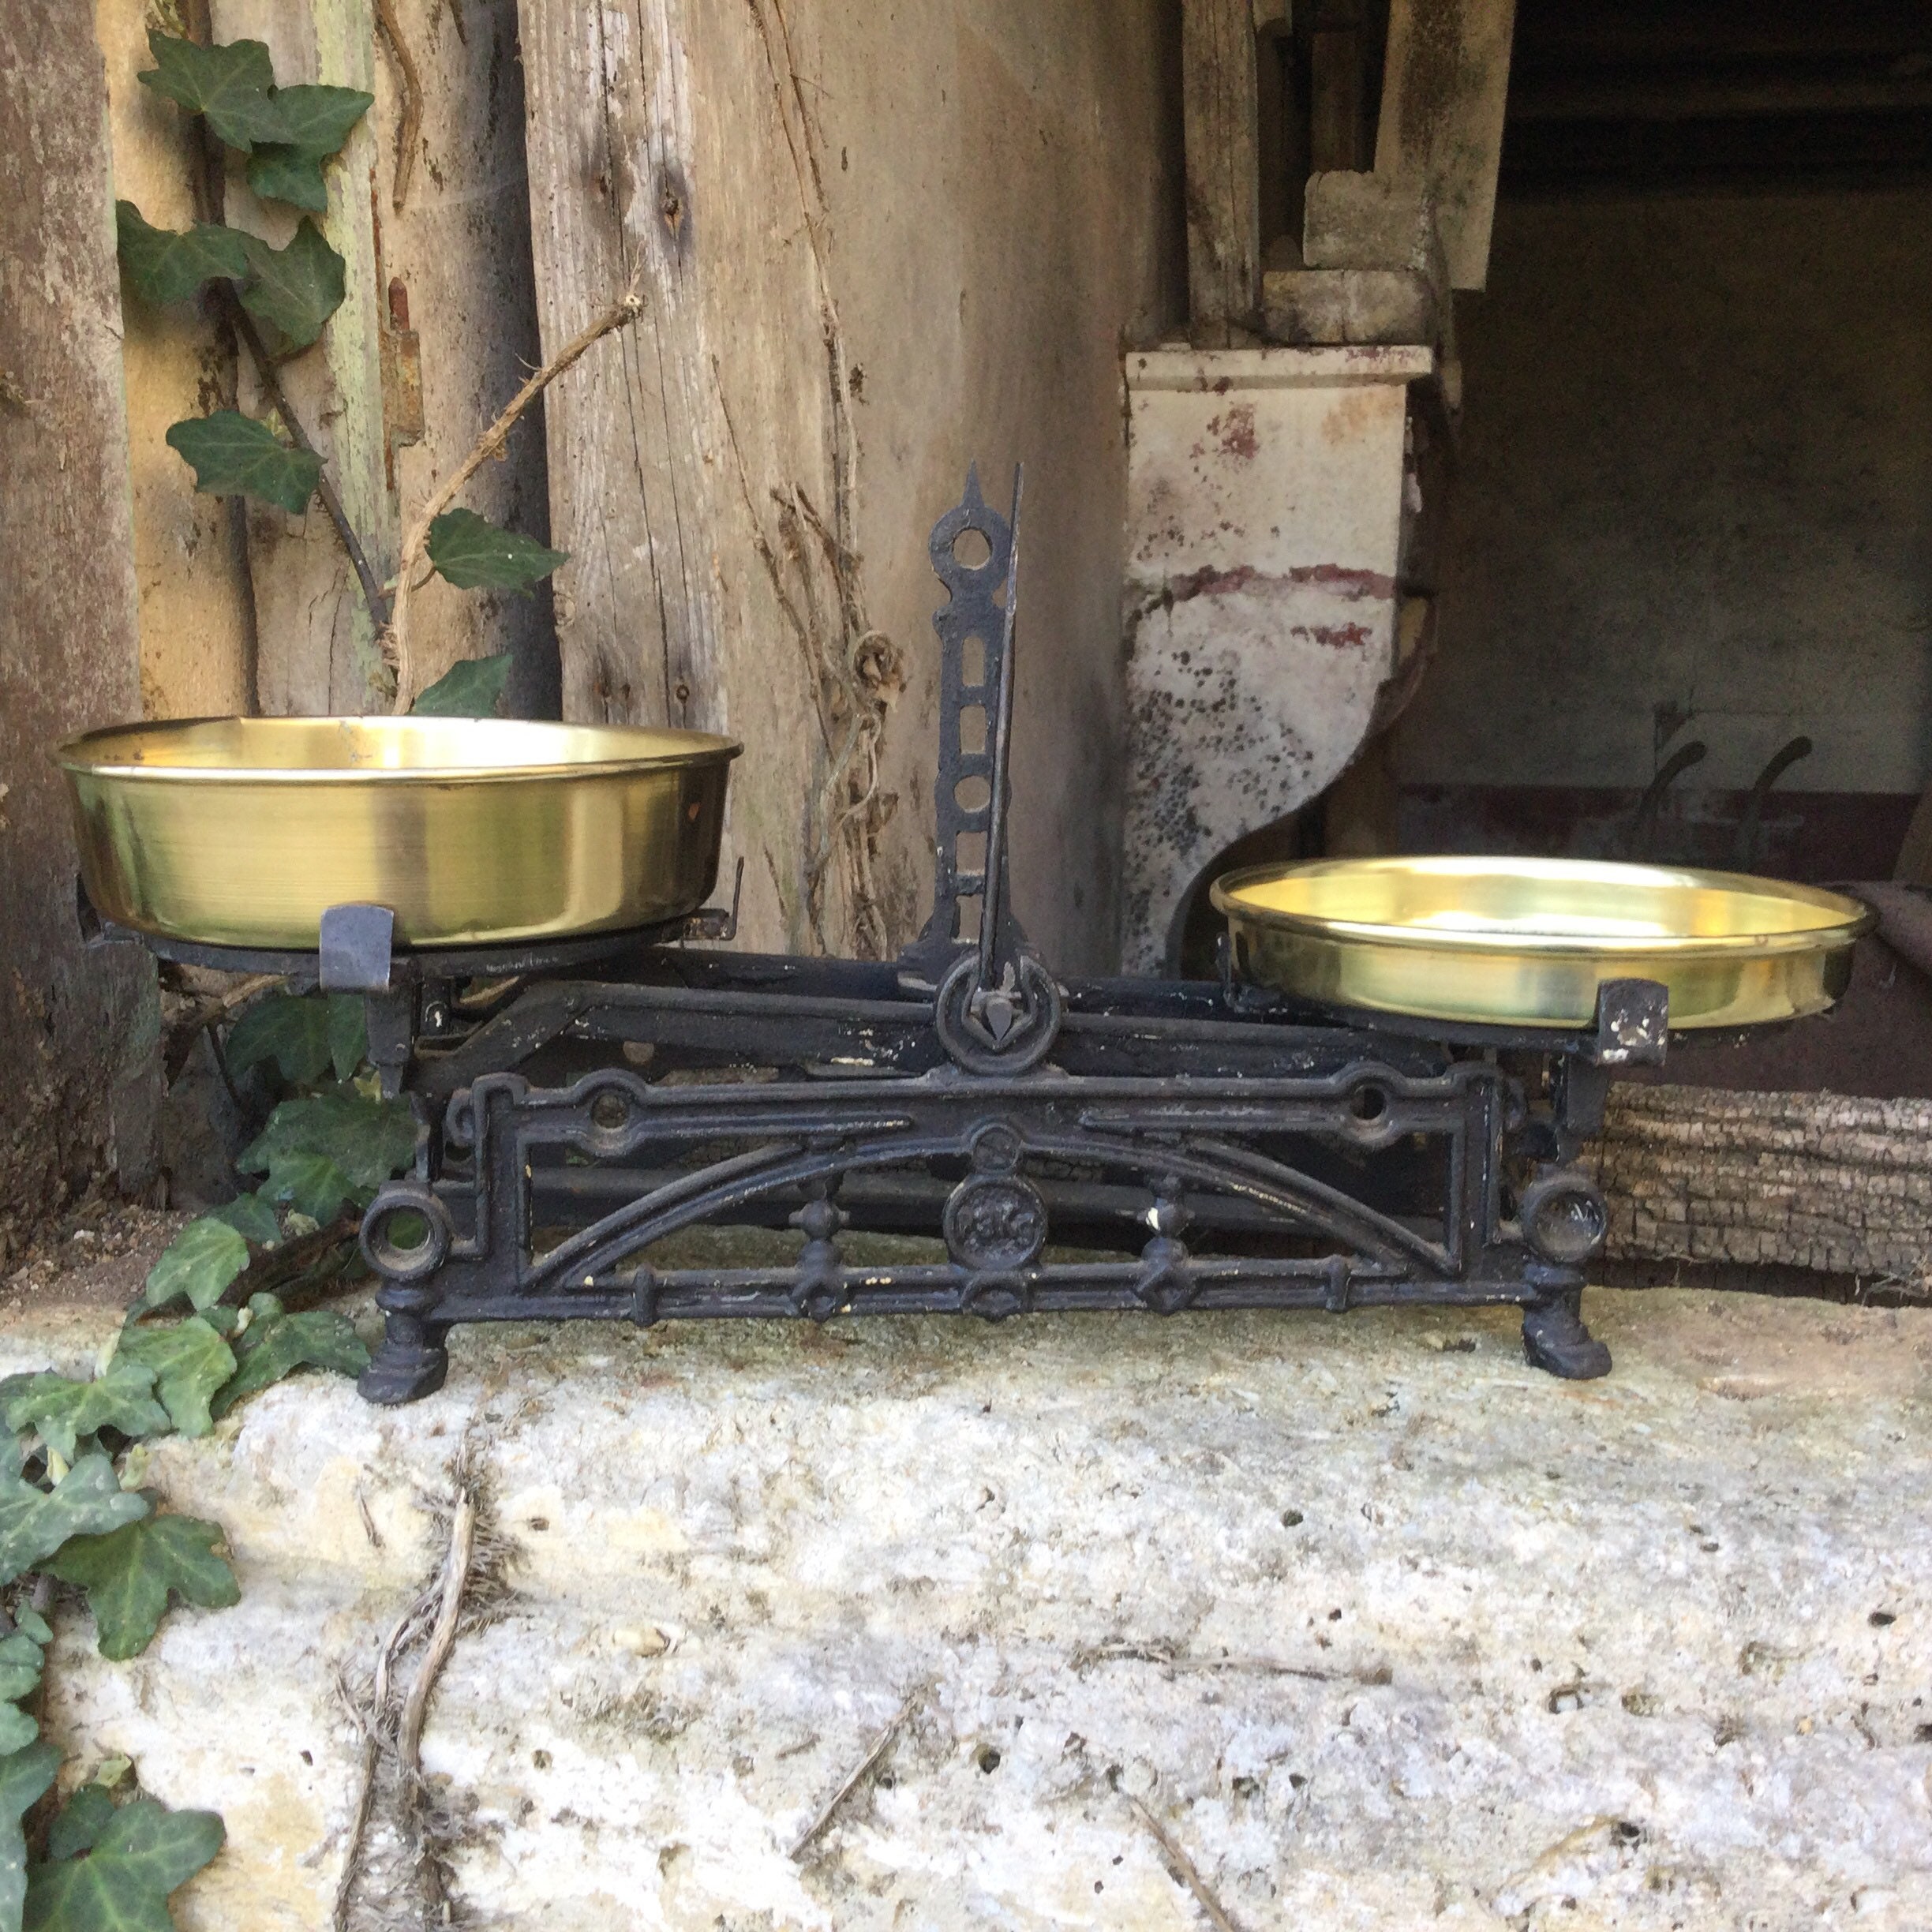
[58,716,740,951]
[1212,856,1873,1031]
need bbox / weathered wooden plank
[97,0,257,720]
[1374,0,1517,290]
[519,1,1181,972]
[519,0,725,736]
[0,0,159,1233]
[103,0,549,722]
[368,0,557,716]
[212,0,397,713]
[519,0,848,954]
[1309,2,1368,173]
[1182,0,1260,341]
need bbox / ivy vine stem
[384,283,643,713]
[219,287,393,638]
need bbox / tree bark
[1591,1084,1932,1287]
[0,0,159,1245]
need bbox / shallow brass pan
[57,716,740,951]
[1212,856,1873,1031]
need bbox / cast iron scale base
[111,472,1673,1406]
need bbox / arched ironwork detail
[487,1114,1454,1302]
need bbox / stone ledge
[12,1290,1931,1929]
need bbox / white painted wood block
[1120,345,1431,972]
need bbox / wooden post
[212,0,397,713]
[517,0,858,955]
[1374,0,1517,290]
[98,0,259,722]
[1183,0,1261,343]
[1309,1,1368,174]
[0,0,159,1233]
[364,0,559,717]
[518,0,723,743]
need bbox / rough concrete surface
[9,1287,1930,1930]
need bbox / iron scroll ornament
[901,466,1063,1073]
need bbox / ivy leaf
[245,88,373,208]
[140,1218,249,1315]
[0,1622,43,1757]
[244,147,329,212]
[237,219,345,355]
[137,31,281,151]
[43,1787,116,1864]
[226,994,331,1087]
[268,82,374,155]
[426,510,568,593]
[114,1324,236,1441]
[245,83,374,209]
[411,653,514,718]
[0,1706,35,1759]
[43,1515,240,1664]
[165,413,319,517]
[24,1794,224,1930]
[0,1743,60,1931]
[207,1193,280,1246]
[0,1454,151,1590]
[1,1362,170,1463]
[212,1297,369,1419]
[241,1094,417,1194]
[0,1635,43,1710]
[259,1154,358,1226]
[327,997,368,1082]
[114,204,250,307]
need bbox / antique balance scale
[59,473,1870,1406]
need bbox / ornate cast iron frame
[108,470,1671,1406]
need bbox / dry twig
[331,1598,426,1932]
[397,1484,477,1791]
[331,1471,483,1930]
[159,968,285,1084]
[373,0,425,214]
[384,287,643,711]
[215,1210,361,1311]
[1073,1639,1390,1686]
[1125,1791,1242,1932]
[330,1668,380,1932]
[788,1695,915,1859]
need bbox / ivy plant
[119,28,572,713]
[23,1793,223,1932]
[137,993,417,1321]
[12,26,577,1930]
[0,983,412,1930]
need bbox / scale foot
[358,1319,450,1406]
[1522,1298,1612,1380]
